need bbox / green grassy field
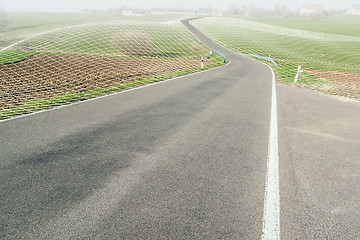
[193,17,360,86]
[2,12,198,37]
[1,12,205,63]
[0,50,35,64]
[234,15,360,37]
[194,17,360,68]
[192,16,360,99]
[33,23,204,57]
[0,22,207,65]
[0,12,200,49]
[0,12,104,47]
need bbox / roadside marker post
[294,65,301,83]
[201,56,204,68]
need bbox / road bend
[0,18,273,239]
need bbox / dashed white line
[262,65,280,240]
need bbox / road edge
[262,65,280,240]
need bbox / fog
[0,0,356,12]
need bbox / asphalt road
[278,85,360,239]
[1,19,359,239]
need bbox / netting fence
[0,19,225,120]
[192,17,360,100]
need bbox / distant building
[347,4,360,15]
[122,10,134,16]
[299,4,324,15]
[150,8,195,15]
[122,9,146,16]
[196,8,224,16]
[211,9,225,16]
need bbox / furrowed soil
[0,54,213,110]
[306,69,360,99]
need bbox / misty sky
[0,0,357,12]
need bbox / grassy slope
[1,12,204,63]
[31,23,204,58]
[0,12,200,53]
[0,50,36,64]
[193,17,360,70]
[0,24,206,63]
[192,16,360,97]
[2,12,198,37]
[233,15,360,37]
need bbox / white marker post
[294,65,301,83]
[201,56,204,69]
[299,69,304,81]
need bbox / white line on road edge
[183,20,281,238]
[262,65,280,240]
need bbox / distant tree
[251,7,271,20]
[239,5,249,15]
[280,5,290,17]
[309,12,326,21]
[205,6,213,15]
[229,4,240,15]
[0,9,8,32]
[91,9,100,14]
[274,4,281,15]
[114,8,125,16]
[273,4,290,17]
[106,8,114,15]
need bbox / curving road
[1,19,359,239]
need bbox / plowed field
[0,54,212,110]
[306,69,360,99]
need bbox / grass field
[192,16,360,99]
[2,12,199,33]
[0,12,199,48]
[233,15,360,37]
[1,20,208,64]
[1,12,205,61]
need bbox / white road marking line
[262,65,280,240]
